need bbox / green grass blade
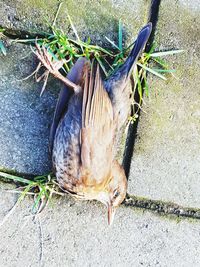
[32,188,46,212]
[134,67,143,101]
[12,39,40,44]
[118,20,123,52]
[0,40,6,55]
[0,172,33,184]
[18,183,34,202]
[104,57,114,70]
[152,68,176,73]
[39,184,50,199]
[95,57,108,76]
[148,43,157,55]
[151,49,184,57]
[137,63,167,80]
[67,14,83,53]
[52,2,63,28]
[123,41,135,53]
[68,38,113,56]
[152,57,169,68]
[34,175,48,183]
[105,36,120,51]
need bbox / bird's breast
[52,94,83,190]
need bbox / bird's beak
[96,192,116,225]
[108,204,116,226]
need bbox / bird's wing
[49,57,87,153]
[80,62,115,186]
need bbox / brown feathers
[80,62,115,189]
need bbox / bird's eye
[113,189,120,198]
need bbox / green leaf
[32,188,46,213]
[12,39,40,44]
[67,14,83,53]
[148,43,157,55]
[151,49,184,57]
[105,36,120,51]
[151,68,176,73]
[18,184,34,202]
[0,172,32,184]
[96,57,108,77]
[0,41,6,56]
[152,57,169,68]
[137,63,167,80]
[135,68,143,101]
[118,20,123,52]
[40,184,50,199]
[52,2,63,28]
[34,175,48,184]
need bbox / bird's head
[96,161,127,225]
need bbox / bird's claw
[33,42,81,93]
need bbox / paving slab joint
[1,170,200,221]
[122,0,161,177]
[124,194,200,221]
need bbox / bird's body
[36,23,152,224]
[52,63,120,200]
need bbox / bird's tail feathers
[119,22,152,77]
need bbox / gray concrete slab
[0,0,149,175]
[0,42,58,174]
[0,2,200,267]
[0,186,200,267]
[0,0,147,45]
[129,0,200,208]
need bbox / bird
[35,23,152,224]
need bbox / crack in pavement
[0,25,48,41]
[122,0,161,178]
[1,176,200,221]
[36,216,44,265]
[123,194,200,221]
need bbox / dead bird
[35,23,152,224]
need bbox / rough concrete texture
[129,0,200,208]
[0,41,59,174]
[0,0,147,45]
[1,1,200,267]
[0,0,148,175]
[1,187,200,267]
